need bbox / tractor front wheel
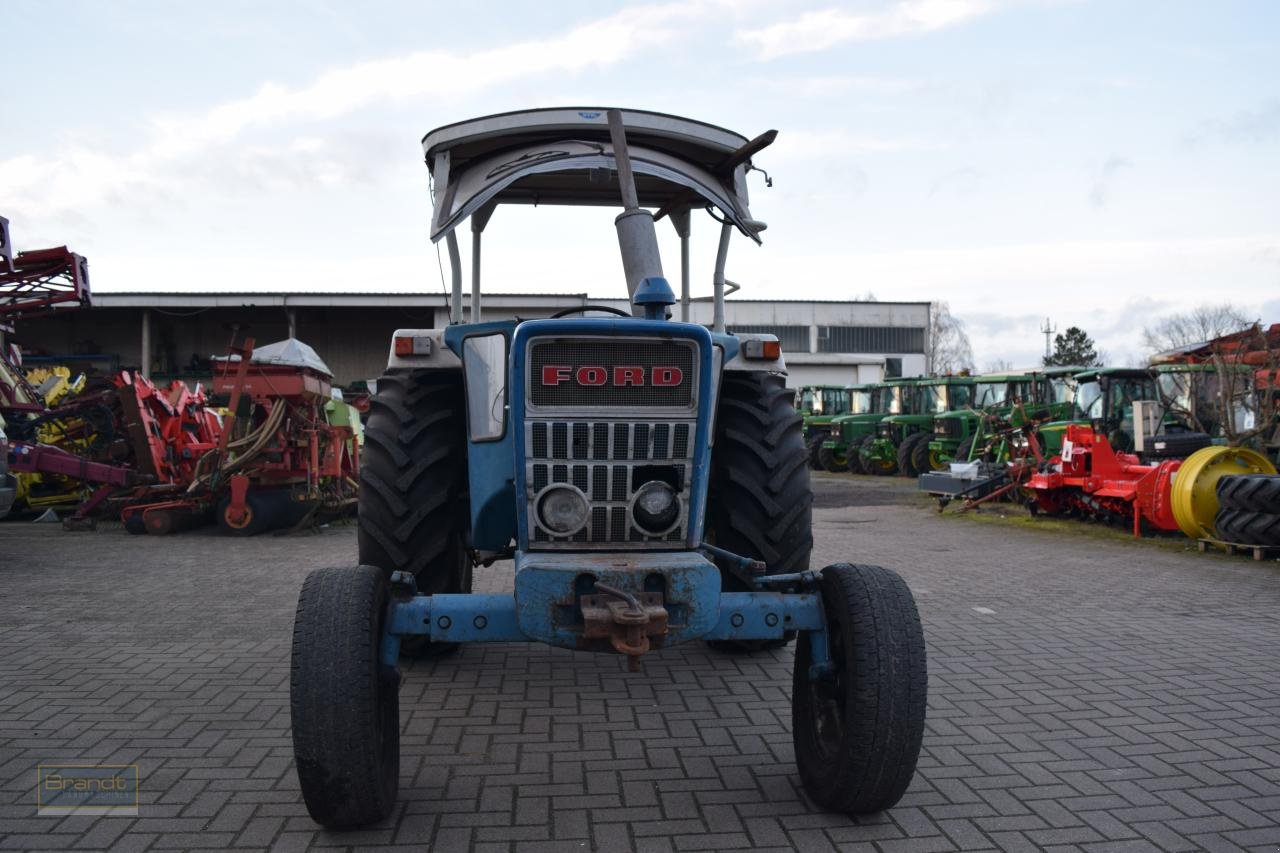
[793,563,927,814]
[896,435,922,478]
[846,441,866,475]
[291,566,399,828]
[818,445,846,473]
[912,438,946,475]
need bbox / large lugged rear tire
[291,566,399,828]
[706,372,813,650]
[896,434,922,478]
[1217,474,1280,514]
[1215,508,1280,546]
[358,371,471,596]
[793,563,927,814]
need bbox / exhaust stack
[608,110,672,319]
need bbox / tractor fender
[384,328,462,371]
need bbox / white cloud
[0,1,713,221]
[736,0,999,60]
[770,128,946,160]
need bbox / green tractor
[928,372,1036,465]
[859,377,975,477]
[798,384,855,468]
[1037,367,1158,454]
[813,383,881,472]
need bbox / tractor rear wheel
[1215,508,1280,546]
[706,371,812,652]
[896,434,922,478]
[359,371,471,595]
[359,370,471,656]
[1149,432,1212,459]
[1217,474,1280,513]
[291,565,399,828]
[793,563,927,814]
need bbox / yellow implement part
[1170,445,1277,540]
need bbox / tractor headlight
[632,480,680,534]
[536,485,589,535]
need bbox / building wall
[12,294,928,388]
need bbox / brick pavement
[1,474,1278,851]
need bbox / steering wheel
[550,305,631,319]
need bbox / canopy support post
[670,209,691,323]
[446,231,463,324]
[712,219,732,334]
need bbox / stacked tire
[1214,475,1280,546]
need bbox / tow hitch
[582,584,668,671]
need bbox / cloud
[0,1,712,221]
[771,129,946,161]
[1185,98,1280,146]
[928,166,984,196]
[757,75,926,98]
[1089,155,1131,208]
[736,0,999,60]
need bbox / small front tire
[291,566,400,829]
[793,563,927,814]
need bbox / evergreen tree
[1044,326,1102,366]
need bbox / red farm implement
[120,337,360,535]
[1025,424,1182,535]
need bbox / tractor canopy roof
[422,107,770,244]
[1028,365,1086,377]
[974,372,1031,382]
[915,375,975,386]
[1072,367,1150,381]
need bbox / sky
[2,0,1277,368]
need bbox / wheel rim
[806,617,846,761]
[1170,445,1276,539]
[928,449,945,470]
[225,505,254,529]
[832,451,847,468]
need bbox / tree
[983,358,1013,373]
[928,301,974,375]
[1141,303,1254,355]
[1044,326,1102,367]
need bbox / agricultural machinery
[812,382,871,471]
[289,108,927,827]
[1024,423,1276,537]
[860,376,975,477]
[121,338,360,535]
[799,384,854,467]
[821,379,905,473]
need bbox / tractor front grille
[526,419,695,549]
[936,418,963,439]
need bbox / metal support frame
[140,309,151,380]
[469,204,495,324]
[670,209,691,322]
[446,231,463,324]
[712,219,732,334]
[378,585,829,671]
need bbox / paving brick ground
[1,473,1278,851]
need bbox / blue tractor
[289,108,927,827]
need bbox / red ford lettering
[652,366,683,386]
[539,365,684,386]
[576,366,607,385]
[542,365,571,385]
[613,366,643,386]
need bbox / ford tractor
[288,109,927,828]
